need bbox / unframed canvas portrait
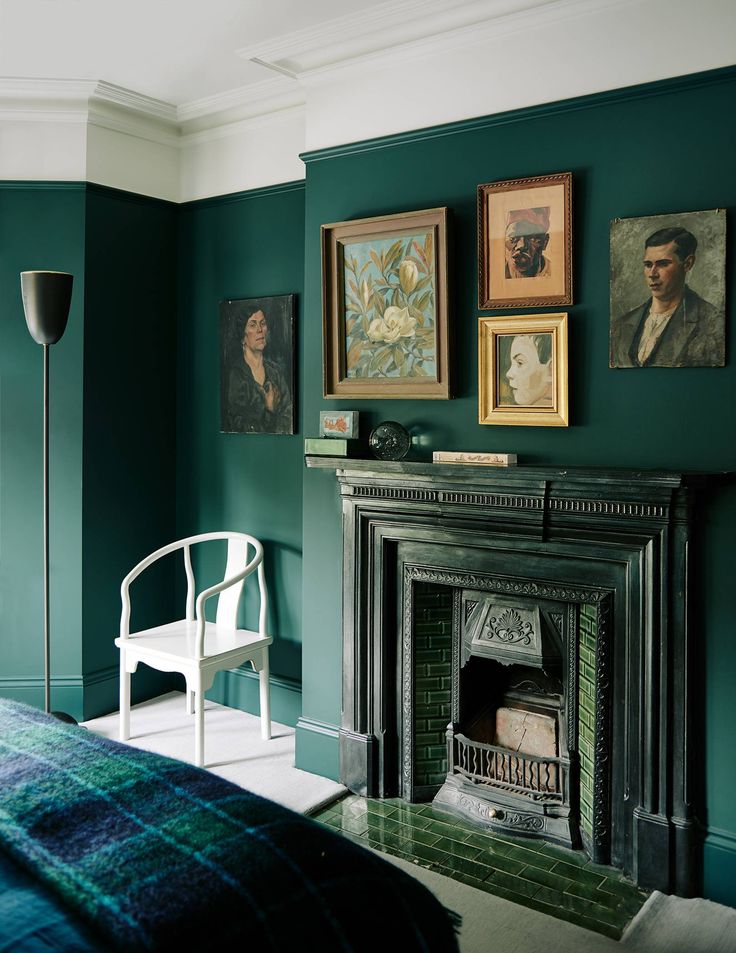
[220,295,295,434]
[609,209,726,368]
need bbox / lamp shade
[20,271,73,345]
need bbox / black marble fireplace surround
[306,457,710,896]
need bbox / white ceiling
[0,0,386,105]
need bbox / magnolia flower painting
[342,231,437,380]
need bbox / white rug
[82,691,346,815]
[380,852,736,953]
[621,891,736,953]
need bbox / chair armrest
[119,539,193,639]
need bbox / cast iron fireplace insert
[306,456,714,896]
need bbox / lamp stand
[21,270,77,725]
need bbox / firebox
[434,592,577,848]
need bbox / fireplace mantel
[308,455,722,895]
[305,456,702,526]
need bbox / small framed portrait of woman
[220,294,296,434]
[478,313,568,427]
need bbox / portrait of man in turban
[504,207,551,279]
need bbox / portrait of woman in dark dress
[220,296,295,434]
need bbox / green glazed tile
[565,880,625,908]
[365,814,407,836]
[551,860,606,886]
[538,841,590,867]
[482,868,541,899]
[533,885,626,928]
[498,843,560,871]
[432,836,483,861]
[521,896,623,939]
[596,875,647,901]
[518,865,575,892]
[445,869,492,893]
[425,817,478,839]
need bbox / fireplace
[306,457,708,895]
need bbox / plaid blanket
[0,699,459,953]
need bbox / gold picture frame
[479,313,569,427]
[321,207,450,399]
[478,172,572,309]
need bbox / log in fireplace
[306,456,712,895]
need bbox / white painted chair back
[121,531,267,654]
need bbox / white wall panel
[179,107,306,203]
[0,119,87,181]
[86,123,180,202]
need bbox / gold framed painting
[321,207,450,399]
[478,172,572,309]
[478,313,569,427]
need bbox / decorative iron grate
[451,732,564,803]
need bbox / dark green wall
[0,184,86,715]
[0,183,179,719]
[297,69,736,903]
[81,186,179,717]
[176,183,305,725]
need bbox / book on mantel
[305,438,361,457]
[432,451,517,467]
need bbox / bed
[0,699,460,953]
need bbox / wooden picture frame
[479,313,569,427]
[321,207,451,399]
[478,172,572,309]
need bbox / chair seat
[115,620,273,666]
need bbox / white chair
[115,531,271,768]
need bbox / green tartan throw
[0,699,459,952]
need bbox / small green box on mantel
[304,438,361,457]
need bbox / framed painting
[220,294,295,435]
[609,208,726,368]
[321,207,451,399]
[319,410,359,439]
[478,172,572,309]
[478,313,568,427]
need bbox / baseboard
[0,665,299,726]
[209,667,302,728]
[295,716,340,781]
[704,827,736,908]
[0,675,83,719]
[82,665,177,720]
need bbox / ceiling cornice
[0,77,179,145]
[177,75,303,133]
[235,0,630,79]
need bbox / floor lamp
[20,270,77,724]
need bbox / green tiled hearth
[314,795,649,939]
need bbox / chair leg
[187,690,195,715]
[119,653,130,741]
[259,651,271,741]
[194,678,205,768]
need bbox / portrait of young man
[609,210,726,368]
[220,294,295,434]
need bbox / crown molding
[236,0,628,79]
[235,0,471,67]
[177,74,303,134]
[179,102,305,147]
[0,77,180,145]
